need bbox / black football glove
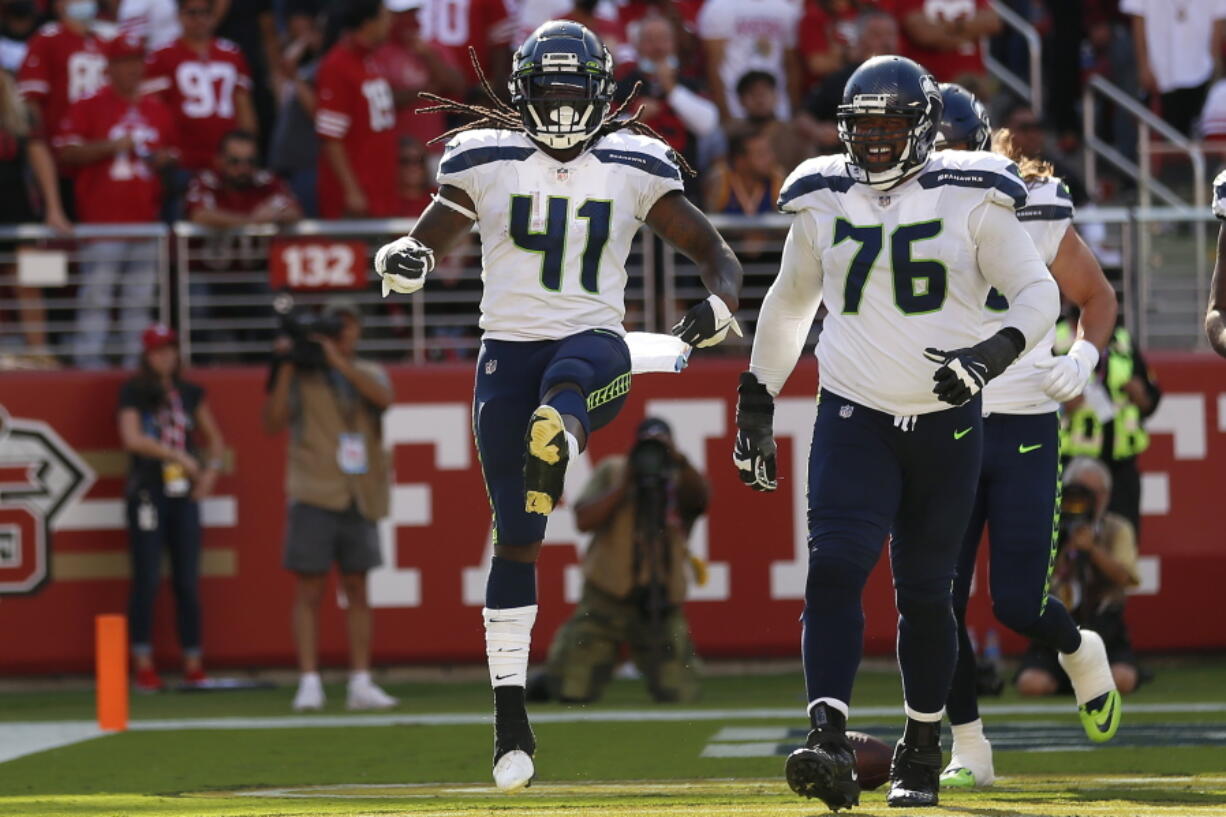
[672,294,743,348]
[733,371,777,492]
[374,235,435,296]
[924,328,1025,406]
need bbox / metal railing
[983,0,1043,116]
[0,223,171,368]
[1082,75,1209,349]
[0,208,1214,370]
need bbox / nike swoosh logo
[494,674,516,681]
[953,427,972,440]
[1091,693,1117,732]
[1018,443,1043,453]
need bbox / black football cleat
[785,703,861,812]
[492,687,536,792]
[887,722,942,808]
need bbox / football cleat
[524,405,568,515]
[493,702,537,793]
[785,703,860,811]
[1058,629,1121,743]
[887,724,942,808]
[939,761,995,789]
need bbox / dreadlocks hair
[416,47,697,178]
[991,127,1052,184]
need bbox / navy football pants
[473,329,631,548]
[946,411,1081,726]
[803,389,983,716]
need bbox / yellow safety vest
[1056,324,1150,460]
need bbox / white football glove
[1035,339,1100,402]
[672,293,743,348]
[374,235,435,297]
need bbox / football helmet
[936,83,991,151]
[836,55,943,190]
[509,20,615,150]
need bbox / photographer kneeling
[531,418,708,704]
[1016,456,1141,696]
[263,299,397,711]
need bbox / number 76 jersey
[437,128,683,341]
[777,150,1030,416]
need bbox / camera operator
[530,417,708,704]
[1016,456,1141,697]
[262,298,398,712]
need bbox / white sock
[483,605,538,687]
[564,430,580,460]
[1058,628,1115,705]
[349,670,371,687]
[300,671,321,686]
[807,697,849,719]
[948,719,994,783]
[904,703,945,722]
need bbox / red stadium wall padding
[1,354,1224,673]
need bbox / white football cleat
[346,678,398,711]
[292,674,325,712]
[493,749,535,792]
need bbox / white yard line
[3,700,1225,765]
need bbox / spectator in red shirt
[616,14,718,189]
[370,0,464,154]
[142,0,257,173]
[56,33,178,367]
[186,129,300,227]
[395,135,431,217]
[898,0,1000,87]
[314,0,396,219]
[419,0,513,95]
[18,0,110,214]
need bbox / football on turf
[847,731,892,790]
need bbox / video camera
[629,418,677,487]
[1058,482,1098,548]
[272,293,344,370]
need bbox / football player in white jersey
[1207,170,1226,356]
[732,56,1059,809]
[373,21,742,793]
[934,84,1122,792]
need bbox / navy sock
[485,556,537,608]
[945,606,980,725]
[1017,596,1082,655]
[897,591,958,715]
[544,387,589,439]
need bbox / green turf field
[3,659,1225,817]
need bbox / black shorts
[1017,606,1137,692]
[283,501,382,574]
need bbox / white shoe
[940,752,995,788]
[493,749,535,792]
[292,674,325,712]
[347,678,398,710]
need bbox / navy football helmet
[509,20,615,150]
[836,55,943,190]
[936,83,991,151]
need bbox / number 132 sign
[269,238,370,291]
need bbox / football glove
[374,235,435,296]
[1035,338,1100,402]
[733,371,777,492]
[672,294,743,348]
[924,328,1024,407]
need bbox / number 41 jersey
[437,128,683,341]
[778,149,1030,416]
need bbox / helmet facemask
[510,52,613,150]
[838,105,936,190]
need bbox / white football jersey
[777,149,1031,416]
[1212,168,1226,218]
[436,128,683,342]
[982,175,1075,415]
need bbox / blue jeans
[126,492,203,657]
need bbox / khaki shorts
[283,502,382,574]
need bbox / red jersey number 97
[269,238,369,291]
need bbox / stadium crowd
[0,0,1215,366]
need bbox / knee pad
[990,590,1042,635]
[542,357,596,394]
[805,550,871,608]
[895,587,953,630]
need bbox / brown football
[847,730,893,791]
